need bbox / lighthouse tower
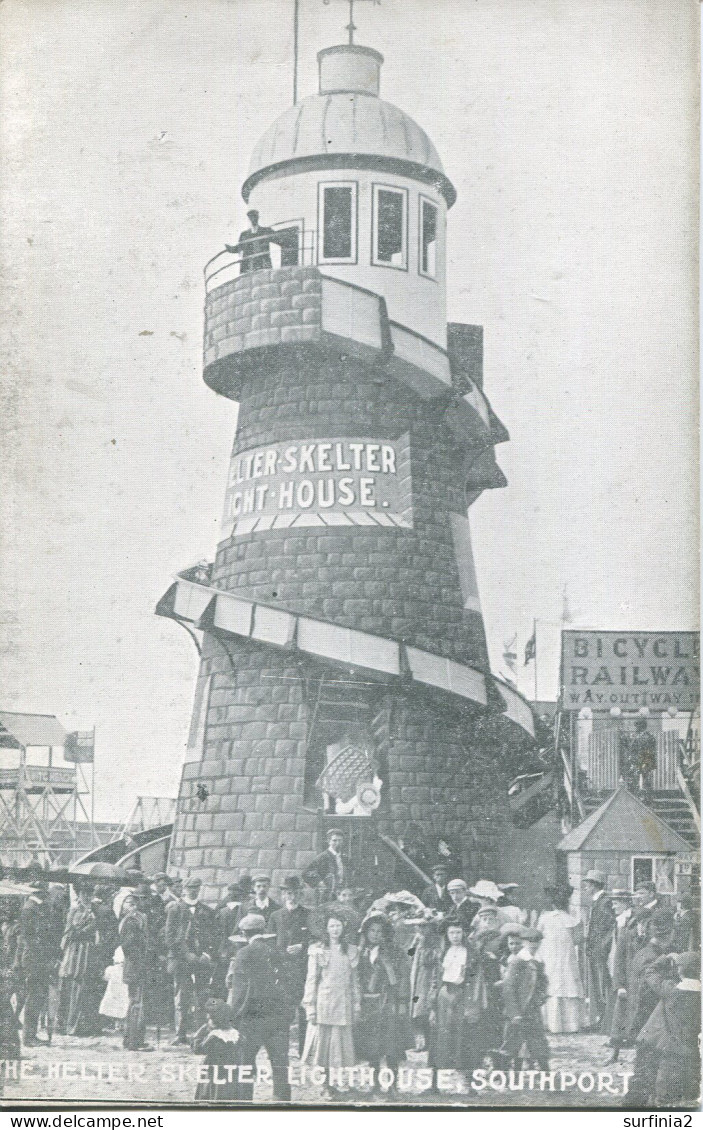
[158,42,535,899]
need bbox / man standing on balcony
[630,719,657,795]
[225,210,275,273]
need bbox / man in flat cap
[582,870,615,1029]
[446,878,476,932]
[499,926,550,1070]
[228,913,294,1101]
[421,863,453,913]
[165,876,217,1044]
[303,828,349,898]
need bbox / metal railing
[204,220,317,294]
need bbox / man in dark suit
[212,878,251,998]
[228,914,294,1101]
[630,950,701,1107]
[20,877,56,1046]
[446,877,476,931]
[269,876,310,1056]
[165,876,218,1044]
[582,869,615,1029]
[118,886,151,1051]
[420,862,453,913]
[225,210,275,273]
[244,874,281,921]
[302,828,348,897]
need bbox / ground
[1,1026,640,1109]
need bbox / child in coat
[499,926,550,1069]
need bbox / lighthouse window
[318,182,357,264]
[419,196,438,278]
[372,185,407,270]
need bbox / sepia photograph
[0,0,699,1112]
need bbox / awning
[0,712,67,749]
[157,574,536,740]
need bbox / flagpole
[91,728,96,842]
[533,618,538,703]
[293,0,300,104]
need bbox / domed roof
[248,91,445,178]
[242,45,456,207]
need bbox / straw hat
[468,880,503,902]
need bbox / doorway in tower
[302,674,386,816]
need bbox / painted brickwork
[204,266,322,366]
[212,351,488,667]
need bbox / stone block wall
[212,350,489,669]
[169,636,315,903]
[372,692,511,879]
[170,638,511,899]
[204,267,322,367]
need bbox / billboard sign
[222,435,413,537]
[561,630,700,712]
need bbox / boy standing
[500,926,550,1069]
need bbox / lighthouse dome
[243,44,455,207]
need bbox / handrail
[676,765,701,832]
[561,747,585,823]
[509,770,554,813]
[377,833,432,887]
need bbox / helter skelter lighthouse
[158,33,536,898]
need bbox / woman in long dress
[59,885,117,1037]
[536,882,585,1034]
[302,906,360,1090]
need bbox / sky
[0,0,698,821]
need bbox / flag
[64,730,94,764]
[524,630,536,665]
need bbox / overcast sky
[0,0,698,821]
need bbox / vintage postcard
[0,0,698,1112]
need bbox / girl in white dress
[536,883,585,1034]
[302,907,360,1090]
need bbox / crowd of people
[0,834,699,1107]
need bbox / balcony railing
[204,221,316,294]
